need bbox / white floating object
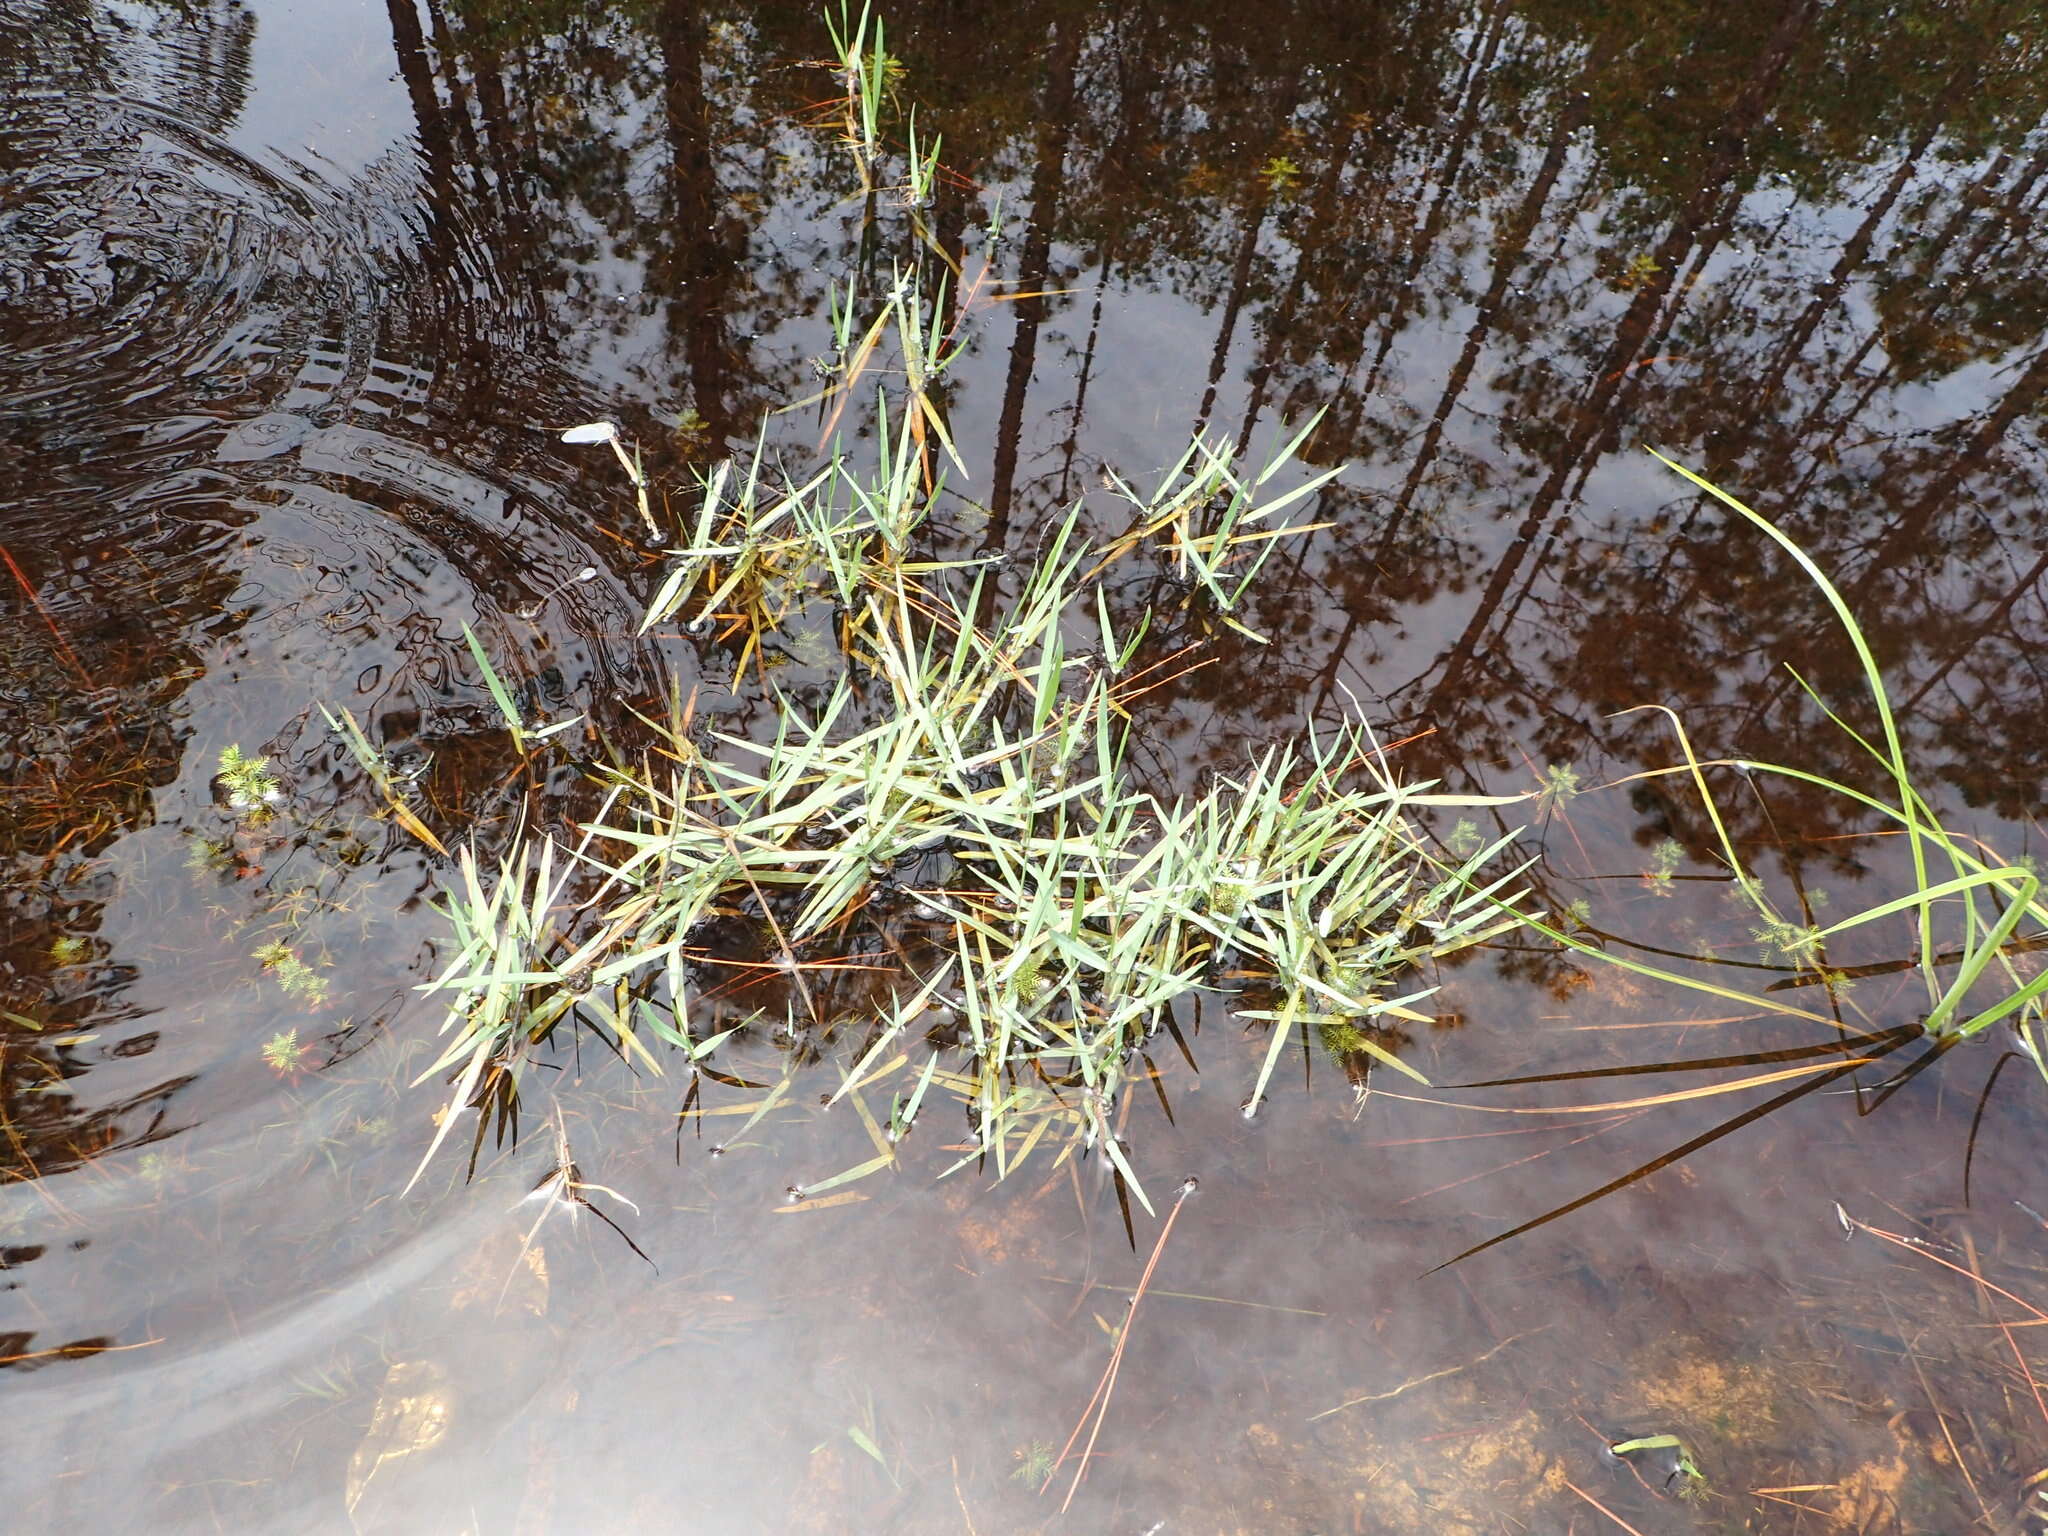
[560,421,619,445]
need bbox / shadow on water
[3,0,2047,1529]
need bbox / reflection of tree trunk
[1748,130,1933,413]
[1901,543,2048,715]
[387,0,498,372]
[387,0,456,207]
[1230,92,1370,456]
[464,40,543,328]
[1192,61,1311,437]
[1793,141,2045,455]
[469,44,521,214]
[443,28,548,364]
[1380,88,1585,554]
[1858,343,2048,582]
[1413,0,1819,727]
[1191,195,1269,436]
[658,0,738,439]
[167,0,255,130]
[931,185,968,344]
[987,19,1083,537]
[1055,252,1112,503]
[1357,0,1510,400]
[1744,18,1998,426]
[422,0,487,185]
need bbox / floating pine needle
[0,541,93,688]
[1040,1275,1324,1317]
[0,1335,161,1368]
[1308,1325,1549,1420]
[1835,1205,2048,1325]
[1561,1476,1653,1535]
[1390,1056,1889,1116]
[1043,1176,1197,1512]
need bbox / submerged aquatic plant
[1011,1440,1056,1484]
[254,941,330,1008]
[1642,837,1683,894]
[261,1027,314,1079]
[217,743,281,814]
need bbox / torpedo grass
[404,367,1530,1201]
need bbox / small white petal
[560,421,619,445]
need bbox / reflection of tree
[987,17,1083,536]
[654,0,744,439]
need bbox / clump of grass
[1086,420,1339,643]
[407,394,1529,1203]
[321,704,448,855]
[394,6,1531,1199]
[822,0,899,197]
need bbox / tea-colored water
[3,1,2045,1530]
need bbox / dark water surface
[4,0,2047,1530]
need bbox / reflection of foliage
[399,0,2048,854]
